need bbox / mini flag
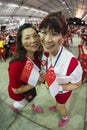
[45,64,60,97]
[20,58,40,86]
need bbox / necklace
[46,46,63,71]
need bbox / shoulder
[62,46,74,57]
[60,46,77,63]
[66,57,79,75]
[62,47,79,66]
[8,59,26,70]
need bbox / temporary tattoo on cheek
[24,42,29,46]
[58,39,62,45]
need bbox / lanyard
[46,46,63,71]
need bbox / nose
[30,37,36,43]
[45,33,52,42]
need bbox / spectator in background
[5,33,16,57]
[0,36,6,61]
[0,36,5,52]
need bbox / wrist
[58,85,63,94]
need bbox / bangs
[39,17,62,33]
[39,12,68,36]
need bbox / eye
[52,32,58,36]
[34,34,38,38]
[25,36,30,40]
[39,30,46,35]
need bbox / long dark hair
[10,23,38,63]
[39,12,68,36]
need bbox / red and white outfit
[41,45,83,104]
[8,55,41,109]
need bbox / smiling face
[22,27,40,53]
[39,12,68,56]
[39,28,64,56]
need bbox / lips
[30,44,39,47]
[25,43,39,47]
[44,43,55,49]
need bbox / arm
[12,70,45,94]
[61,59,83,91]
[12,84,33,94]
[62,79,82,91]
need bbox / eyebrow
[23,32,37,37]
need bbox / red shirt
[8,57,41,101]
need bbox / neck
[26,52,34,60]
[49,46,63,60]
[50,47,60,56]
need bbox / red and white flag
[20,58,40,86]
[45,64,61,97]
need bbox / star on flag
[20,58,40,86]
[45,64,61,97]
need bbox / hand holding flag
[45,64,63,97]
[20,58,40,86]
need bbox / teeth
[30,44,38,47]
[30,44,34,46]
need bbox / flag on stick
[45,64,62,97]
[20,58,40,86]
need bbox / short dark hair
[39,12,68,36]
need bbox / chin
[34,48,39,52]
[44,47,52,53]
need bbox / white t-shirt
[41,46,83,93]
